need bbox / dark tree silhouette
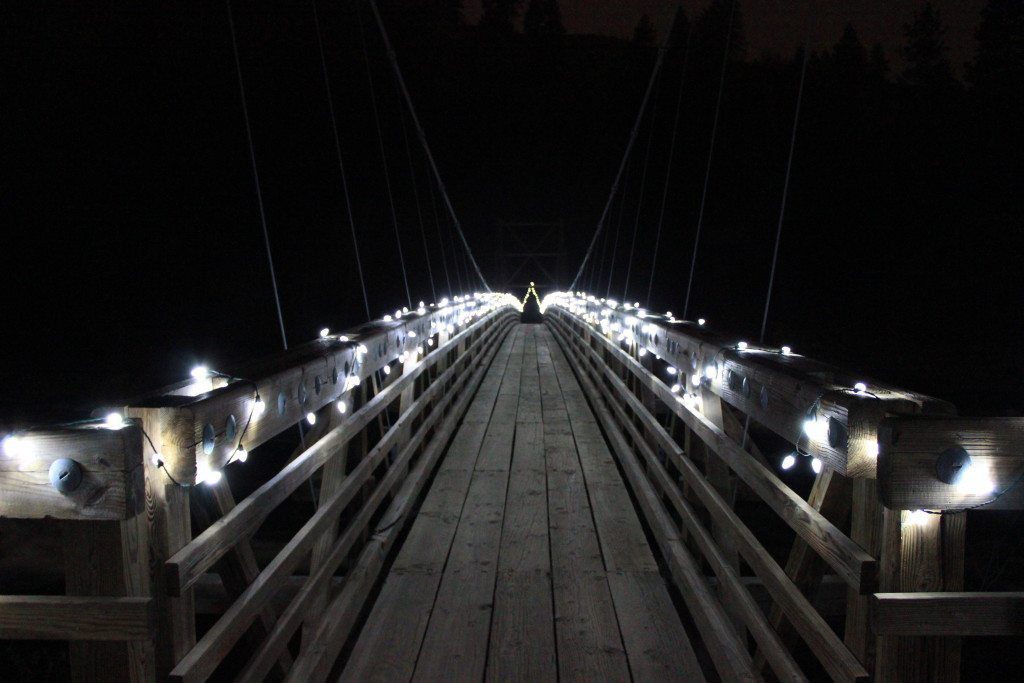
[524,0,565,38]
[632,13,656,46]
[481,0,524,34]
[900,2,956,90]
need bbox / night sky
[1,0,1020,425]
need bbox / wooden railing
[544,291,1024,682]
[0,294,519,681]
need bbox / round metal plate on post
[49,458,83,494]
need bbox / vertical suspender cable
[357,2,413,307]
[396,98,437,302]
[605,164,631,298]
[568,2,682,291]
[622,73,662,301]
[227,0,289,350]
[426,170,453,297]
[368,0,491,292]
[682,0,737,320]
[759,31,811,344]
[312,0,371,320]
[647,19,694,304]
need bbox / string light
[704,365,717,381]
[251,396,265,418]
[383,365,391,375]
[854,382,867,392]
[698,318,706,326]
[2,435,26,459]
[336,400,347,414]
[671,384,681,393]
[666,366,677,375]
[781,454,796,470]
[306,412,317,426]
[691,373,700,387]
[408,331,417,338]
[905,509,929,527]
[191,365,210,380]
[104,412,125,430]
[737,341,748,350]
[233,447,248,463]
[811,457,823,474]
[319,328,330,338]
[781,345,792,355]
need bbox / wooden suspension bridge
[0,292,1021,681]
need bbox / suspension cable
[682,0,737,319]
[647,18,694,305]
[759,25,812,344]
[312,0,371,320]
[605,163,631,298]
[622,73,662,301]
[426,168,453,297]
[567,2,682,291]
[227,0,288,349]
[397,99,437,302]
[357,1,412,308]
[367,0,491,292]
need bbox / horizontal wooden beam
[547,295,953,476]
[0,424,143,520]
[878,416,1024,510]
[129,297,518,482]
[871,592,1024,636]
[0,596,154,640]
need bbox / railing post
[126,407,197,678]
[874,507,965,681]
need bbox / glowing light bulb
[854,382,867,392]
[737,341,748,350]
[339,335,349,342]
[151,453,163,467]
[957,462,995,496]
[781,346,792,355]
[306,412,316,425]
[383,365,391,375]
[803,416,828,442]
[906,509,929,527]
[204,469,223,485]
[704,365,717,381]
[671,384,681,393]
[781,454,796,470]
[319,328,330,338]
[666,311,673,317]
[691,373,700,387]
[428,338,435,347]
[408,331,417,338]
[384,315,393,322]
[2,435,26,459]
[104,412,125,430]
[666,367,677,375]
[867,440,880,458]
[638,347,647,357]
[191,365,209,380]
[234,447,248,463]
[336,400,347,414]
[811,457,823,474]
[252,397,265,417]
[698,318,706,326]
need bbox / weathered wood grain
[0,596,153,640]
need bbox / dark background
[1,1,1022,677]
[1,0,1020,417]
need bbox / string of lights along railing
[0,292,521,499]
[541,290,1022,513]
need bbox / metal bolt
[49,458,83,494]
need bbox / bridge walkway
[339,323,704,681]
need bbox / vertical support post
[127,407,197,678]
[845,477,883,669]
[64,515,154,682]
[874,507,965,681]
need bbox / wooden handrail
[164,308,514,595]
[871,592,1024,636]
[0,596,154,641]
[550,317,868,681]
[167,313,515,682]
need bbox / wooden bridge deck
[340,324,704,681]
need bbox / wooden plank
[558,314,877,594]
[539,337,631,683]
[606,572,707,682]
[845,478,884,670]
[871,592,1024,636]
[486,412,556,681]
[0,424,144,520]
[0,596,153,640]
[279,320,514,682]
[342,329,520,681]
[878,415,1024,510]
